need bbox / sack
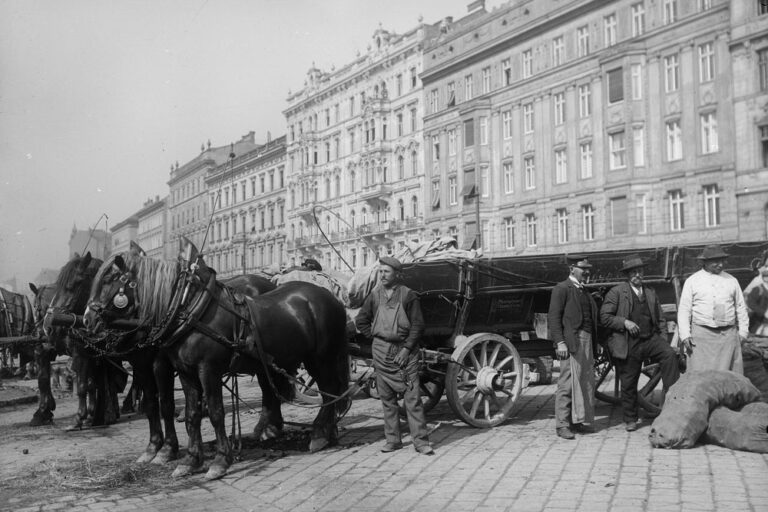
[648,371,761,449]
[742,340,768,402]
[704,402,768,453]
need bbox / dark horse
[83,241,349,480]
[34,253,127,428]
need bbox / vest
[578,287,593,332]
[629,290,654,339]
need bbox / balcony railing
[359,183,392,201]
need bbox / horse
[83,240,349,480]
[0,286,35,377]
[37,253,129,429]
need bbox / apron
[370,286,417,393]
[570,330,595,424]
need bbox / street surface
[1,371,767,512]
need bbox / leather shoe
[625,421,638,432]
[415,445,435,456]
[556,427,575,440]
[380,442,402,453]
[571,423,595,434]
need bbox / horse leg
[171,372,205,478]
[66,353,93,431]
[201,367,231,481]
[133,358,164,463]
[306,354,348,452]
[152,355,179,465]
[30,345,54,426]
[252,366,284,441]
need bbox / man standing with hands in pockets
[548,255,598,440]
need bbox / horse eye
[119,274,129,284]
[128,281,138,289]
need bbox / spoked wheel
[445,333,524,428]
[398,369,446,416]
[294,364,322,405]
[593,348,664,417]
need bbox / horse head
[83,242,145,334]
[29,282,56,337]
[42,252,103,337]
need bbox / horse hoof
[172,465,193,478]
[30,415,52,427]
[150,450,175,465]
[309,438,329,453]
[64,424,82,432]
[257,424,281,441]
[205,465,227,481]
[136,452,155,464]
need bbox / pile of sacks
[648,370,768,453]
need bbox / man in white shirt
[677,245,749,373]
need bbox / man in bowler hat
[548,255,598,439]
[600,254,680,431]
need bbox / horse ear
[114,255,127,272]
[180,237,198,266]
[129,241,147,257]
[29,283,39,295]
[81,252,93,269]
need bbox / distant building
[205,134,287,277]
[68,224,111,260]
[110,215,138,256]
[31,269,59,287]
[136,196,167,259]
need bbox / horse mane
[136,256,179,325]
[55,257,82,290]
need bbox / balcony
[392,217,424,231]
[293,202,317,218]
[293,234,325,250]
[359,183,392,204]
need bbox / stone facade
[136,196,167,260]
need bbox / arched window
[382,166,388,183]
[350,210,356,228]
[325,178,331,199]
[350,170,356,192]
[326,215,331,234]
[362,207,368,225]
[411,196,418,218]
[411,150,418,175]
[335,176,341,197]
[398,155,404,180]
[398,199,405,221]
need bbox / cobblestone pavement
[1,374,767,512]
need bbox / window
[397,155,405,179]
[604,14,617,47]
[703,184,721,227]
[523,103,534,133]
[449,176,458,205]
[632,3,645,37]
[631,64,643,100]
[464,119,475,147]
[663,0,678,25]
[607,67,624,104]
[556,209,569,244]
[760,0,768,15]
[669,190,685,231]
[502,58,512,86]
[410,108,417,132]
[580,142,593,179]
[482,67,491,94]
[700,0,712,10]
[349,96,355,116]
[553,36,564,66]
[479,117,488,145]
[582,204,595,241]
[636,194,648,234]
[761,125,768,167]
[464,74,474,101]
[666,120,682,161]
[411,150,418,175]
[633,125,645,167]
[396,113,403,136]
[701,112,719,154]
[503,162,514,194]
[502,111,513,139]
[609,131,626,169]
[524,156,536,190]
[555,148,567,184]
[522,49,533,78]
[664,54,679,92]
[577,26,589,57]
[429,89,439,113]
[610,196,628,235]
[447,81,456,107]
[503,218,515,249]
[480,165,489,198]
[760,49,768,91]
[431,180,440,209]
[432,135,440,162]
[448,129,457,155]
[410,67,417,89]
[396,74,403,96]
[553,92,565,125]
[699,42,715,82]
[579,84,591,118]
[525,214,537,247]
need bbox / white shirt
[677,269,749,340]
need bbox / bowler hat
[566,255,592,269]
[303,258,323,271]
[620,254,646,273]
[696,245,728,260]
[379,256,402,271]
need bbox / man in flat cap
[355,256,433,455]
[548,255,598,439]
[677,244,749,373]
[600,254,680,431]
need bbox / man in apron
[548,255,598,440]
[355,256,433,455]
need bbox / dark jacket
[355,283,424,351]
[547,278,598,353]
[599,281,664,359]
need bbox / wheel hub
[476,366,503,394]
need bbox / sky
[0,0,498,288]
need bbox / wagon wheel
[593,348,663,417]
[397,370,445,416]
[445,333,524,428]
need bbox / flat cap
[379,256,402,271]
[566,255,593,269]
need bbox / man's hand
[739,334,749,344]
[393,347,411,367]
[681,337,695,355]
[556,341,569,360]
[624,319,640,336]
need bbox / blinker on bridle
[112,272,137,309]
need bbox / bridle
[85,266,139,326]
